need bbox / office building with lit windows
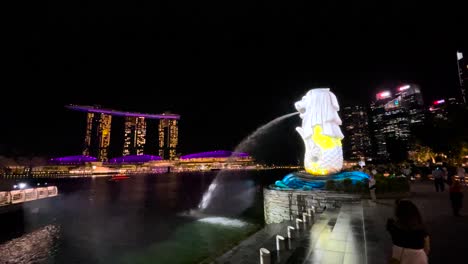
[370,84,425,161]
[123,116,146,156]
[82,112,112,161]
[158,117,178,160]
[342,105,372,161]
[66,105,180,161]
[429,97,463,121]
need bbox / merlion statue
[295,88,344,175]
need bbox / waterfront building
[158,118,179,160]
[123,116,146,156]
[66,105,180,161]
[177,150,255,171]
[43,151,256,175]
[83,112,112,161]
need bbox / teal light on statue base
[274,171,370,190]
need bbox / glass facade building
[342,105,372,161]
[370,85,425,160]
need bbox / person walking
[449,180,463,216]
[432,167,445,192]
[369,174,377,202]
[457,166,466,186]
[387,200,430,264]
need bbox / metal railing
[259,204,318,264]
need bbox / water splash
[198,112,299,211]
[198,217,248,228]
[233,112,300,154]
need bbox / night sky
[3,1,467,159]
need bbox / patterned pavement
[213,182,468,264]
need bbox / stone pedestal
[263,187,361,224]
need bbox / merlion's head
[295,88,342,137]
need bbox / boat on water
[108,174,130,181]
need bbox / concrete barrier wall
[10,190,26,204]
[0,192,11,206]
[24,188,38,201]
[1,186,58,206]
[264,188,361,224]
[36,187,48,199]
[47,186,58,197]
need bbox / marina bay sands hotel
[66,105,180,161]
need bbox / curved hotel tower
[66,105,180,161]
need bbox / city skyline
[2,3,467,264]
[3,2,467,158]
[3,76,464,158]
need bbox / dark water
[0,170,290,264]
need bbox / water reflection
[0,171,289,263]
[0,225,59,264]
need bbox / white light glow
[398,85,410,91]
[198,217,248,228]
[18,183,27,189]
[377,91,391,99]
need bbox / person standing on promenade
[457,166,466,186]
[449,180,463,216]
[369,174,377,202]
[387,200,430,264]
[432,167,445,192]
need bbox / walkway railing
[259,205,316,264]
[0,186,58,206]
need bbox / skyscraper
[158,118,178,160]
[429,97,463,121]
[123,116,146,156]
[67,105,180,161]
[370,84,425,161]
[342,105,372,161]
[83,112,112,161]
[457,50,467,104]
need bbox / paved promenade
[213,181,468,264]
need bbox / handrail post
[287,226,295,239]
[296,218,303,229]
[276,235,285,251]
[259,248,270,264]
[302,212,309,224]
[308,208,314,223]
